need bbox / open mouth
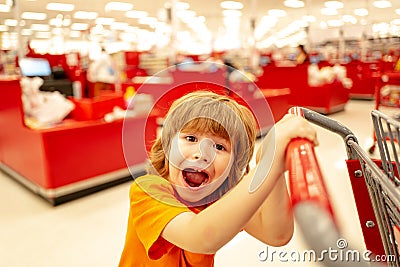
[182,168,209,188]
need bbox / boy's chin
[175,189,211,206]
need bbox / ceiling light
[391,19,400,25]
[46,3,75,12]
[284,0,304,8]
[138,17,158,25]
[175,1,190,10]
[222,10,242,17]
[71,23,89,31]
[74,11,98,20]
[70,31,81,38]
[31,24,50,31]
[21,12,47,20]
[125,26,139,33]
[105,2,133,12]
[0,25,8,31]
[5,19,17,26]
[120,32,137,42]
[220,1,243,10]
[110,22,128,30]
[342,15,357,24]
[255,16,277,40]
[177,10,196,19]
[95,17,115,25]
[35,32,51,39]
[49,14,71,27]
[223,15,240,27]
[360,19,368,25]
[197,16,206,23]
[91,24,104,34]
[373,22,390,35]
[396,9,400,15]
[373,0,392,9]
[268,9,287,18]
[21,29,33,36]
[52,28,64,35]
[324,1,344,9]
[63,19,71,27]
[327,19,344,27]
[0,4,10,12]
[295,19,308,27]
[302,15,316,22]
[321,7,338,16]
[49,18,63,27]
[354,8,368,16]
[125,10,148,19]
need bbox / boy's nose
[193,138,215,163]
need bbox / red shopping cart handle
[287,106,336,222]
[286,107,384,267]
[286,137,334,218]
[287,107,342,260]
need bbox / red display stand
[380,70,400,84]
[122,51,149,79]
[295,80,349,114]
[69,93,125,121]
[375,70,400,110]
[230,81,291,126]
[0,78,157,205]
[260,88,292,122]
[256,64,349,114]
[122,68,291,135]
[122,68,228,119]
[343,60,380,99]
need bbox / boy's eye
[185,135,197,142]
[214,144,226,151]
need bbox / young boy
[118,91,318,266]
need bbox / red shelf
[0,79,157,205]
[256,64,350,114]
[122,68,292,134]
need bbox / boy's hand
[275,113,319,146]
[256,114,318,174]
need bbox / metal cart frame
[287,107,399,266]
[369,71,400,154]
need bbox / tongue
[184,171,207,187]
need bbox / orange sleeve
[130,175,191,260]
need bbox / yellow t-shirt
[118,175,215,267]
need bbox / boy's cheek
[168,148,183,168]
[168,137,186,165]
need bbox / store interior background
[1,0,400,266]
[1,99,381,267]
[1,0,400,59]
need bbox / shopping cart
[369,71,400,154]
[286,106,399,266]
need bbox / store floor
[1,99,378,267]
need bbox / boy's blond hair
[148,91,257,201]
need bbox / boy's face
[168,130,233,204]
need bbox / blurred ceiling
[0,0,399,51]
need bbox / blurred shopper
[295,44,309,65]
